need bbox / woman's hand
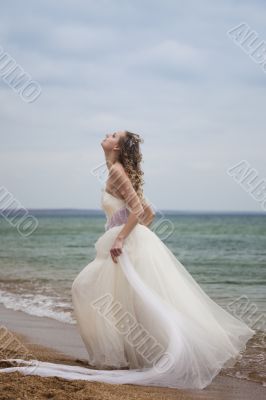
[110,236,124,263]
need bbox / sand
[0,304,265,400]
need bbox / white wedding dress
[0,185,256,389]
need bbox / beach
[0,212,265,398]
[0,304,265,400]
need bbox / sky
[0,0,265,212]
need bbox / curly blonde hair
[117,130,145,203]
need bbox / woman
[0,130,255,389]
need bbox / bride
[0,130,255,389]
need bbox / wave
[0,289,75,325]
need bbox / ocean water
[0,210,265,383]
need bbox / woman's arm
[117,202,155,239]
[108,163,149,263]
[139,202,156,227]
[109,163,146,229]
[117,211,140,240]
[110,211,140,263]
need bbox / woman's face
[101,130,126,151]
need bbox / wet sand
[0,304,265,400]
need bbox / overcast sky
[0,0,265,212]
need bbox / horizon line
[0,208,265,215]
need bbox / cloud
[0,0,265,211]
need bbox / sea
[0,210,265,384]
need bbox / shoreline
[0,303,87,360]
[0,304,265,400]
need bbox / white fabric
[0,188,255,389]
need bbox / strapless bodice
[101,186,130,231]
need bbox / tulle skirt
[0,223,255,389]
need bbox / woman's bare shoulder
[107,162,127,193]
[110,162,128,179]
[110,161,124,171]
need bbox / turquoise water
[0,212,265,332]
